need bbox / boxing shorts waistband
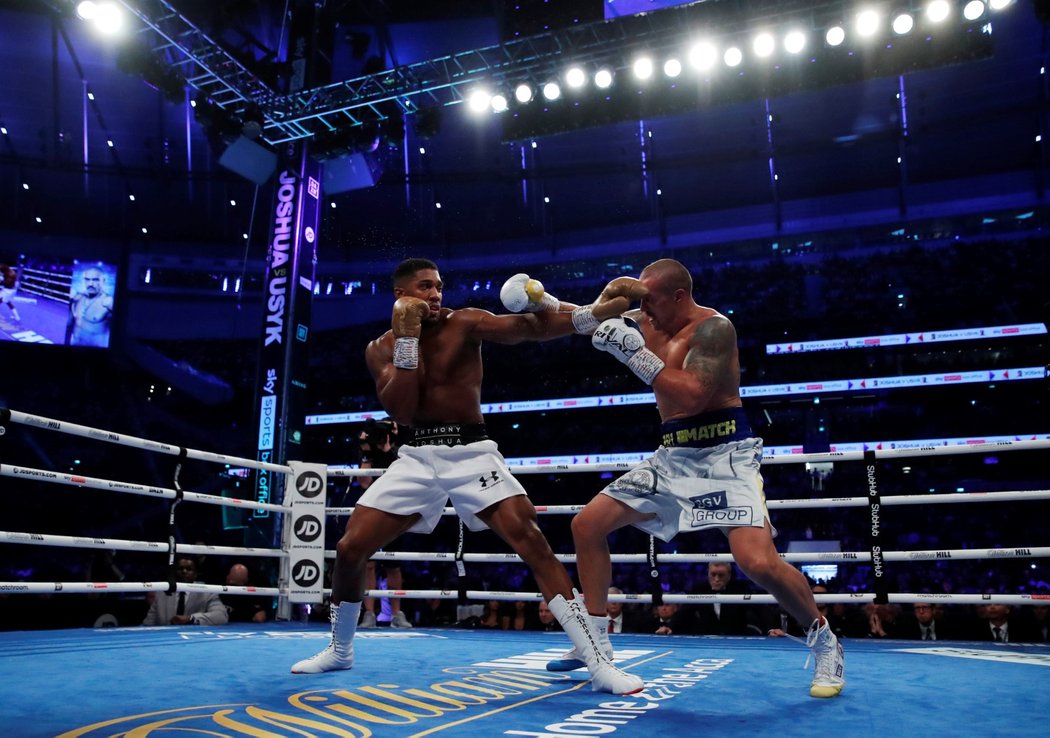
[660,407,753,448]
[407,423,489,447]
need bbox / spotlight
[515,83,534,103]
[892,13,914,34]
[240,104,264,140]
[989,0,1011,8]
[723,46,743,67]
[467,89,491,113]
[752,32,775,58]
[963,0,986,20]
[688,41,718,71]
[565,67,586,89]
[856,9,880,37]
[632,57,654,80]
[783,30,806,54]
[927,0,951,22]
[825,26,846,46]
[542,82,561,100]
[75,1,97,21]
[490,94,508,113]
[594,68,613,88]
[93,2,124,35]
[663,58,682,78]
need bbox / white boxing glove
[592,318,665,385]
[500,273,559,313]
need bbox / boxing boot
[291,601,359,674]
[548,590,643,695]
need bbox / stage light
[632,57,654,80]
[963,0,986,20]
[515,83,534,103]
[989,0,1011,9]
[94,2,124,35]
[663,58,682,77]
[688,41,718,71]
[753,32,775,58]
[565,67,586,89]
[826,25,846,46]
[724,46,743,67]
[594,68,613,88]
[783,30,807,55]
[927,0,951,23]
[491,93,508,113]
[892,13,914,34]
[76,1,97,21]
[856,9,881,37]
[542,82,561,100]
[467,89,491,113]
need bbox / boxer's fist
[592,318,646,361]
[593,277,649,321]
[592,318,665,385]
[392,296,429,338]
[501,273,559,313]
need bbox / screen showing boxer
[0,254,118,347]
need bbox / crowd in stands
[1,229,1047,634]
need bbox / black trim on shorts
[660,407,753,448]
[407,423,489,447]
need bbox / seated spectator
[535,600,561,632]
[637,600,697,635]
[694,562,763,636]
[142,557,228,626]
[865,603,901,639]
[502,600,539,631]
[606,586,639,634]
[964,603,1036,643]
[895,602,963,641]
[222,563,273,624]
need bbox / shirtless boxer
[66,267,113,346]
[291,257,644,694]
[520,258,845,698]
[0,264,22,323]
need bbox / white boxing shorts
[601,435,774,542]
[0,287,14,305]
[356,437,527,533]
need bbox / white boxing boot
[548,590,643,695]
[805,617,845,698]
[291,601,360,674]
[546,613,613,671]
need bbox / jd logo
[296,471,324,498]
[479,471,501,488]
[292,560,320,587]
[293,515,322,542]
[690,491,727,510]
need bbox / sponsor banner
[766,322,1046,354]
[287,461,326,603]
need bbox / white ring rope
[0,463,291,514]
[327,489,1050,518]
[4,409,292,475]
[2,407,1047,610]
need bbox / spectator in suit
[965,603,1036,643]
[638,599,697,635]
[606,586,636,634]
[694,562,762,635]
[896,602,962,641]
[142,558,228,626]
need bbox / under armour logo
[479,471,501,488]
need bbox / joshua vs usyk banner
[249,145,322,547]
[286,461,327,603]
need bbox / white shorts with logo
[600,438,773,542]
[355,440,526,533]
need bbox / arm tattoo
[683,316,735,387]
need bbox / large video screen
[0,253,118,348]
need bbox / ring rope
[2,408,292,474]
[0,463,291,514]
[326,489,1050,518]
[0,531,281,558]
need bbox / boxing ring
[1,407,1049,737]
